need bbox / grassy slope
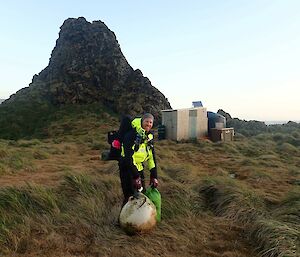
[0,110,299,257]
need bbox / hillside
[0,110,299,257]
[0,17,171,140]
[218,109,300,137]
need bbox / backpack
[105,115,133,161]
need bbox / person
[117,113,158,206]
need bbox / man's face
[142,118,153,132]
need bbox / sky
[0,1,300,121]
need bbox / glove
[112,139,121,149]
[150,177,158,188]
[133,176,142,190]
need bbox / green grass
[250,219,299,257]
[0,150,35,174]
[62,173,98,197]
[0,103,118,140]
[0,140,59,175]
[0,184,59,250]
[199,176,300,257]
[0,172,121,254]
[0,108,300,256]
[200,176,266,223]
[273,189,300,225]
[161,183,193,219]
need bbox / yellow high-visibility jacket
[121,118,157,178]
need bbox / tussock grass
[219,142,240,154]
[1,140,60,174]
[155,144,178,160]
[62,173,98,197]
[0,184,59,251]
[0,172,122,254]
[272,133,300,148]
[61,172,121,208]
[238,157,259,167]
[1,110,300,256]
[161,163,199,184]
[272,133,285,142]
[200,176,266,223]
[8,154,27,170]
[257,154,279,161]
[58,175,122,247]
[32,150,49,160]
[16,139,42,147]
[250,219,299,257]
[234,138,277,158]
[161,183,192,219]
[250,170,273,181]
[0,164,6,175]
[0,185,59,214]
[276,143,299,155]
[199,177,300,257]
[288,167,300,176]
[0,151,35,174]
[211,141,240,155]
[45,106,118,141]
[0,149,8,159]
[157,133,300,256]
[273,189,300,225]
[90,140,107,150]
[256,154,282,168]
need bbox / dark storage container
[210,128,234,142]
[207,112,226,137]
[157,124,166,140]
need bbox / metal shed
[161,107,208,141]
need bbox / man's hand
[150,177,158,188]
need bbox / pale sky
[1,1,299,121]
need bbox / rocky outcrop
[6,17,171,120]
[217,109,232,121]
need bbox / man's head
[141,113,154,132]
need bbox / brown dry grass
[0,124,299,257]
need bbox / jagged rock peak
[38,17,132,85]
[7,17,171,120]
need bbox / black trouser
[118,158,145,206]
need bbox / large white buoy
[119,193,157,235]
